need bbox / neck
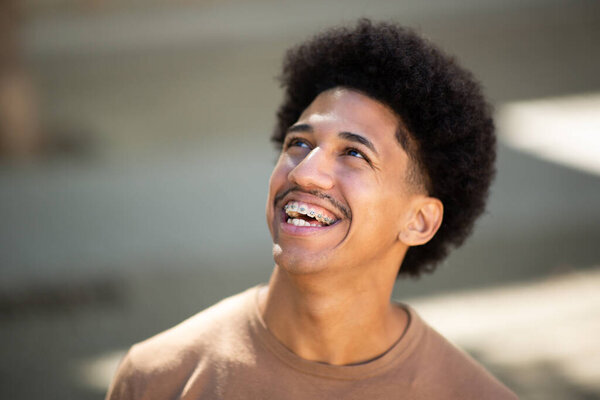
[260,265,407,365]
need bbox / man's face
[266,87,422,276]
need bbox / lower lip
[278,210,338,236]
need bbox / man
[106,20,516,399]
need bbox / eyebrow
[338,131,378,155]
[287,124,313,134]
[287,124,378,155]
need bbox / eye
[345,147,370,163]
[285,137,311,150]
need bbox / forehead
[296,88,400,143]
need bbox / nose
[288,147,334,190]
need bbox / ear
[399,197,443,246]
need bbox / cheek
[347,174,405,227]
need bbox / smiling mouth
[283,201,338,227]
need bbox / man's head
[267,19,495,278]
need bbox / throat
[261,277,408,366]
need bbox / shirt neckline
[247,285,425,381]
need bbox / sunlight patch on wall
[411,267,600,393]
[75,350,126,392]
[497,93,600,175]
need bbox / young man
[107,20,516,399]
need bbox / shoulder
[406,307,517,399]
[129,286,258,369]
[106,286,260,400]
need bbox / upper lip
[277,191,346,221]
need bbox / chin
[272,244,332,275]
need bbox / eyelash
[284,137,310,150]
[345,147,370,163]
[284,137,371,164]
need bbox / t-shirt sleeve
[105,350,143,400]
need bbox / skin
[262,87,443,365]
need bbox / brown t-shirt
[106,286,517,399]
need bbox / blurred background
[1,0,599,398]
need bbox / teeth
[283,201,337,226]
[292,218,308,226]
[286,218,321,227]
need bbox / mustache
[274,186,352,220]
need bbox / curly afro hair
[271,19,496,278]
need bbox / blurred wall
[2,0,599,290]
[1,1,600,399]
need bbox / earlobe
[399,198,443,246]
